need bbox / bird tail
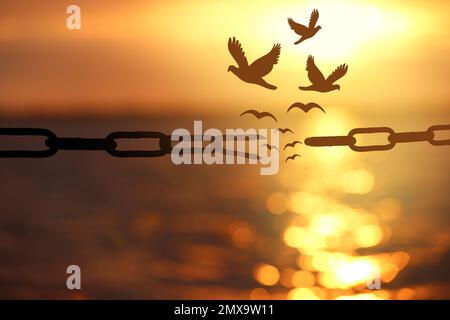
[263,82,277,90]
[294,38,304,45]
[264,83,277,90]
[298,86,313,91]
[260,80,277,90]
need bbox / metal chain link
[0,128,58,158]
[304,124,450,152]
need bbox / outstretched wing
[309,9,319,28]
[306,102,326,113]
[249,44,281,77]
[240,110,278,122]
[284,141,303,150]
[288,102,325,113]
[285,154,302,162]
[306,55,325,85]
[326,64,348,84]
[228,37,248,68]
[261,144,279,151]
[288,18,308,35]
[287,102,307,113]
[277,128,294,134]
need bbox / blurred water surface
[0,112,449,299]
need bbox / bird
[299,55,348,92]
[285,154,302,162]
[261,144,279,151]
[288,9,321,45]
[228,37,281,90]
[240,110,278,122]
[284,141,303,150]
[287,102,326,113]
[277,128,294,134]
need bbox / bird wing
[284,141,303,150]
[306,102,326,113]
[285,154,302,162]
[258,112,278,122]
[249,44,281,77]
[326,64,348,84]
[277,128,294,134]
[228,37,248,68]
[306,56,325,85]
[309,9,319,28]
[287,102,307,113]
[288,18,308,35]
[262,144,279,151]
[240,110,278,122]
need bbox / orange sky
[0,0,449,116]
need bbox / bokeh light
[266,192,289,215]
[254,264,280,287]
[340,169,375,194]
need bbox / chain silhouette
[0,128,261,159]
[0,128,171,158]
[304,125,450,152]
[0,125,448,158]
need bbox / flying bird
[299,55,348,92]
[277,128,294,134]
[285,154,302,162]
[240,110,278,122]
[287,102,326,113]
[261,144,279,151]
[284,141,303,150]
[288,9,321,45]
[228,37,281,90]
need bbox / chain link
[428,124,450,146]
[106,132,172,158]
[349,127,395,152]
[305,124,450,152]
[0,128,57,158]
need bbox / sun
[251,0,411,61]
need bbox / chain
[1,125,448,158]
[304,124,450,152]
[0,128,172,158]
[0,128,260,159]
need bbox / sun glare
[252,0,412,61]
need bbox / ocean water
[0,115,449,299]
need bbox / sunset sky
[0,0,449,116]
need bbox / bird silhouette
[228,37,281,90]
[287,102,326,113]
[284,141,303,150]
[240,110,278,122]
[277,128,294,134]
[288,9,321,45]
[299,56,348,92]
[261,144,279,151]
[285,154,302,162]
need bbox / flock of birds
[230,9,345,162]
[240,102,323,162]
[227,10,348,92]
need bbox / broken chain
[304,124,450,152]
[0,128,259,159]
